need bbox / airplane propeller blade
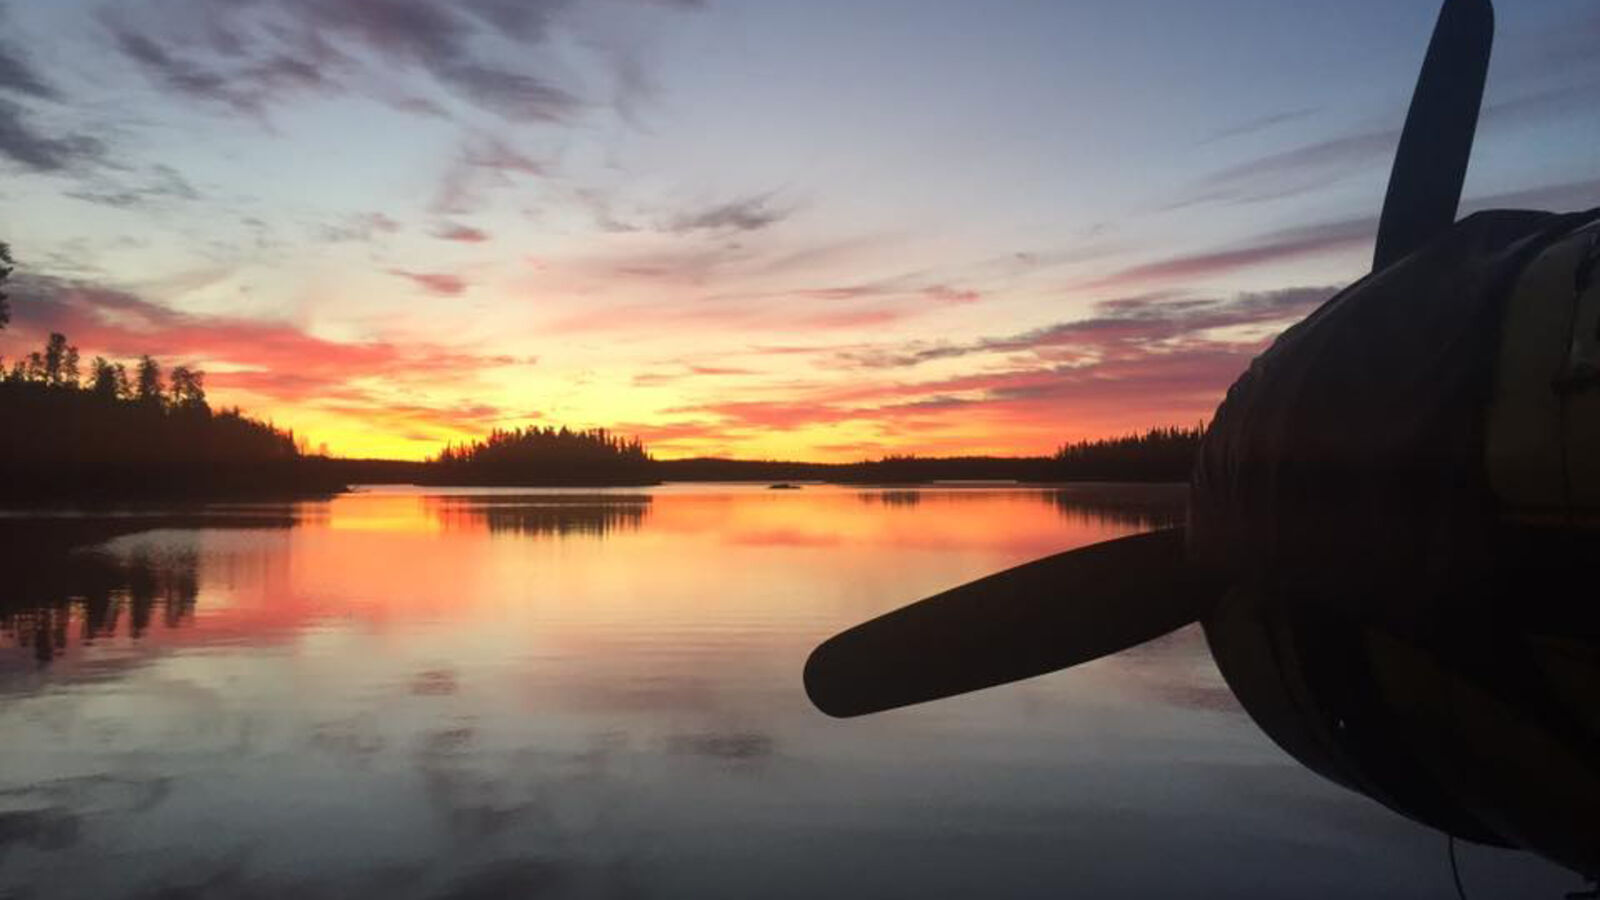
[804,528,1225,718]
[1372,0,1493,272]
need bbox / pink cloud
[392,270,468,296]
[661,343,1248,450]
[1,276,511,409]
[646,284,1338,453]
[688,365,756,376]
[923,285,981,305]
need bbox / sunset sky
[1,0,1596,460]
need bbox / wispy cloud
[545,270,984,334]
[99,0,567,120]
[0,99,105,172]
[0,18,103,173]
[432,223,490,243]
[1463,175,1600,214]
[315,399,520,437]
[101,12,338,116]
[1129,171,1600,288]
[1078,218,1374,291]
[392,270,468,296]
[95,0,701,126]
[631,363,758,387]
[837,285,1335,370]
[430,134,547,215]
[1173,79,1600,209]
[64,164,201,209]
[320,212,403,243]
[0,30,58,101]
[668,195,791,234]
[663,343,1250,448]
[1196,107,1319,145]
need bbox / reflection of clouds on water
[0,773,173,858]
[0,806,80,853]
[665,731,776,767]
[411,669,460,697]
[309,714,390,765]
[427,494,652,539]
[556,675,722,715]
[0,774,174,818]
[429,859,576,900]
[407,729,655,896]
[418,726,478,759]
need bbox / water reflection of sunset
[1,486,1182,663]
[8,486,1192,755]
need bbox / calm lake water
[0,484,1576,899]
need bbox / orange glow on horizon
[224,383,1223,463]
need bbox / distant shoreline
[0,452,1197,505]
[306,453,1198,491]
[0,472,1193,508]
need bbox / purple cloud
[0,99,104,172]
[96,0,699,124]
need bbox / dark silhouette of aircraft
[805,0,1600,884]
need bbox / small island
[420,426,658,487]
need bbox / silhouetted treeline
[653,458,830,482]
[0,332,344,501]
[656,456,1065,483]
[422,426,658,486]
[651,429,1203,484]
[302,456,431,485]
[831,455,1062,483]
[1051,426,1205,481]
